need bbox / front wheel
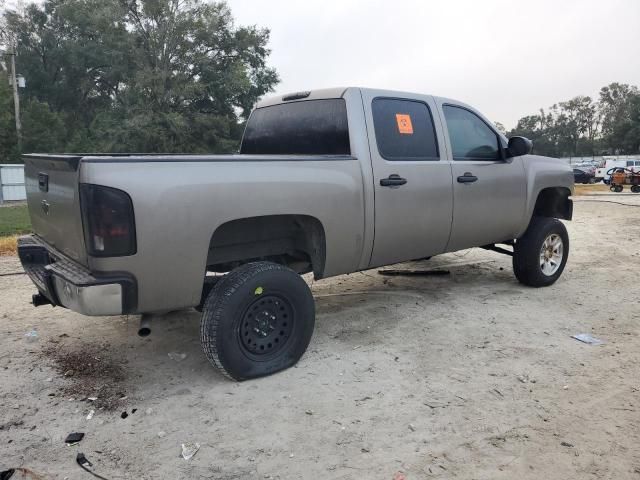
[200,262,315,381]
[513,217,569,287]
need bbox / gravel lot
[1,196,639,479]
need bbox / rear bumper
[18,235,137,316]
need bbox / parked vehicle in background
[17,87,574,380]
[573,163,598,175]
[596,159,640,183]
[573,168,595,184]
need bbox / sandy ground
[1,195,640,480]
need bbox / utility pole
[7,48,22,149]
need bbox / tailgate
[23,155,88,266]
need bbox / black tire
[513,217,569,287]
[200,262,315,381]
[615,185,624,193]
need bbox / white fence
[0,164,26,203]
[559,155,640,166]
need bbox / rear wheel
[200,262,315,381]
[615,185,624,193]
[513,217,569,287]
[631,185,640,193]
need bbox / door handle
[380,174,407,187]
[457,172,478,183]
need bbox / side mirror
[507,136,533,157]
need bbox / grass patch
[0,204,31,237]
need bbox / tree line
[507,83,640,158]
[0,0,278,162]
[1,1,639,162]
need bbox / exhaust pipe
[138,315,152,337]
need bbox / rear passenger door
[362,91,454,268]
[438,102,526,251]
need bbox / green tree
[1,0,279,156]
[0,71,20,162]
[509,86,640,157]
[21,99,67,153]
[598,83,640,154]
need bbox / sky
[229,0,640,129]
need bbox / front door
[362,91,454,268]
[437,102,526,252]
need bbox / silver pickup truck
[19,87,574,380]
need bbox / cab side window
[443,105,500,161]
[372,98,439,161]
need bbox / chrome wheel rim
[539,233,563,276]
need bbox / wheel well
[206,215,326,278]
[532,187,573,220]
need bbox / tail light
[80,184,137,257]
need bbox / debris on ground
[86,410,95,420]
[0,470,13,480]
[65,432,85,445]
[120,411,128,419]
[24,330,38,342]
[0,468,45,480]
[517,374,536,384]
[168,352,187,361]
[392,472,406,480]
[560,441,574,447]
[571,333,605,345]
[76,452,109,479]
[41,342,126,410]
[378,269,450,276]
[181,442,200,460]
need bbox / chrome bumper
[18,235,137,316]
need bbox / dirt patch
[573,183,609,195]
[41,341,128,410]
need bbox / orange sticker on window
[396,114,413,134]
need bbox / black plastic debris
[378,269,450,276]
[120,411,128,419]
[65,432,85,445]
[0,469,15,480]
[76,452,109,480]
[0,469,43,480]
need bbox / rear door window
[372,98,439,161]
[443,105,501,161]
[240,99,350,155]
